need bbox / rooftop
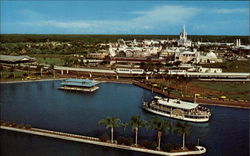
[61,78,97,87]
[0,55,36,63]
[155,96,198,110]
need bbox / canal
[0,80,249,156]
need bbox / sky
[1,1,249,35]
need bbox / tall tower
[180,24,187,40]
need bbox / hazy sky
[1,1,249,35]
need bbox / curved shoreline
[0,78,66,84]
[133,81,250,109]
[1,78,249,109]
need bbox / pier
[0,124,206,156]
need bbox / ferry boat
[142,96,211,122]
[58,78,99,92]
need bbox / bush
[186,143,198,151]
[172,144,181,150]
[140,140,157,150]
[117,136,125,144]
[100,135,109,142]
[117,136,133,146]
[162,144,173,152]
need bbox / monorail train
[115,68,144,74]
[168,69,187,75]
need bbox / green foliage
[193,81,250,93]
[98,116,122,129]
[162,144,173,152]
[149,116,170,134]
[129,115,147,132]
[100,134,109,142]
[186,143,198,151]
[172,122,190,137]
[172,144,182,150]
[117,136,133,146]
[1,69,25,79]
[36,57,65,66]
[140,140,157,150]
[201,60,250,73]
[1,34,249,44]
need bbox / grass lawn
[193,81,250,100]
[193,81,250,93]
[36,57,65,65]
[201,60,250,73]
[1,70,26,79]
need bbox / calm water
[0,81,249,156]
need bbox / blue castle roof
[61,78,97,87]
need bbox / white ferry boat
[142,96,211,122]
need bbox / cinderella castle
[177,25,192,47]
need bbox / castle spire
[183,24,186,34]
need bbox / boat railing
[143,102,210,117]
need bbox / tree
[9,66,15,79]
[173,61,182,67]
[148,116,170,150]
[0,65,3,79]
[98,116,123,143]
[173,122,190,149]
[49,64,55,78]
[36,65,44,77]
[129,115,147,146]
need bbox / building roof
[155,96,198,110]
[0,55,36,63]
[206,52,217,58]
[61,78,97,87]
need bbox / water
[0,81,249,156]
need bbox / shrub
[172,144,181,150]
[140,140,157,150]
[25,124,32,129]
[124,137,133,146]
[100,135,109,142]
[117,136,125,144]
[186,143,198,151]
[162,144,173,152]
[117,136,133,146]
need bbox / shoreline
[133,81,250,109]
[0,78,66,84]
[0,124,206,156]
[1,78,249,109]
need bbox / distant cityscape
[1,25,250,76]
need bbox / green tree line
[98,115,195,152]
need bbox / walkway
[0,125,206,156]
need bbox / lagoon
[0,81,249,156]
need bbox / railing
[143,103,210,118]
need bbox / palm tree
[98,116,122,143]
[129,115,147,146]
[173,122,190,149]
[49,64,55,78]
[149,116,170,150]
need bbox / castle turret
[178,25,191,47]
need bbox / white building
[177,25,192,47]
[175,49,199,64]
[197,51,223,64]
